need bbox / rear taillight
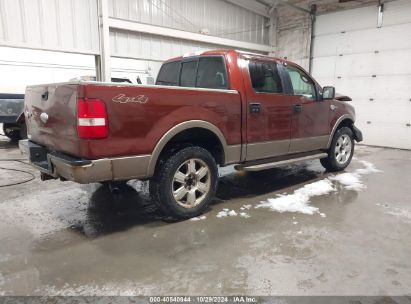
[77,98,108,139]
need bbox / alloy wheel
[172,158,211,208]
[335,134,352,165]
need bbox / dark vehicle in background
[0,93,27,140]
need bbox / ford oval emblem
[40,112,49,124]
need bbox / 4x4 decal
[112,94,148,104]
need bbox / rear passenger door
[243,60,292,160]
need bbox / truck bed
[24,81,242,160]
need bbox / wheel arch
[327,114,355,148]
[147,120,233,177]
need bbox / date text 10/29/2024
[149,296,259,303]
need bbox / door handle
[249,103,261,114]
[293,104,303,113]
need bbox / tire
[2,123,21,141]
[320,126,355,172]
[150,146,218,219]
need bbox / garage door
[311,0,411,149]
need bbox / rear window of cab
[156,56,228,90]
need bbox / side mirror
[322,86,335,100]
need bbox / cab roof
[163,49,289,64]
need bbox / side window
[196,57,228,89]
[180,60,197,87]
[156,61,181,86]
[286,65,316,100]
[249,61,283,94]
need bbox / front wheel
[150,146,218,219]
[320,126,354,172]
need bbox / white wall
[274,5,311,70]
[108,0,269,45]
[0,47,95,93]
[0,0,271,93]
[0,47,157,93]
[0,0,99,54]
[311,0,411,149]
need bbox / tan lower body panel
[246,139,290,161]
[289,135,329,154]
[112,155,151,180]
[225,144,242,165]
[245,135,330,161]
[50,154,151,184]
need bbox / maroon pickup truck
[20,50,362,218]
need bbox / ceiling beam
[271,0,311,14]
[109,18,274,53]
[224,0,270,18]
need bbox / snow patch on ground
[255,160,381,215]
[356,160,382,175]
[330,173,365,191]
[329,160,382,191]
[227,210,237,216]
[216,209,250,218]
[190,215,206,221]
[256,179,335,214]
[215,160,380,219]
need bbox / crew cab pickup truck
[20,50,362,218]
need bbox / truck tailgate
[25,82,81,157]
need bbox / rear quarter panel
[80,83,242,159]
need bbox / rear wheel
[150,146,218,219]
[320,126,354,172]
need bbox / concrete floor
[0,133,410,296]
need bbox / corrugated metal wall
[0,0,270,89]
[111,29,232,61]
[108,0,268,45]
[0,0,99,54]
[108,0,269,61]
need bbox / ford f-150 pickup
[20,50,362,218]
